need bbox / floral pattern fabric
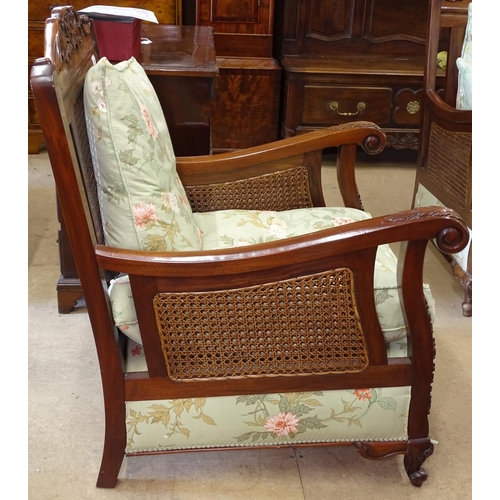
[84,57,202,252]
[124,375,411,453]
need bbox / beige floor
[28,151,472,499]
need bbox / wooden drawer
[393,88,423,126]
[302,85,392,126]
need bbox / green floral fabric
[193,207,365,248]
[124,376,411,453]
[84,57,202,251]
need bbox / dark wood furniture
[140,24,218,156]
[31,6,469,488]
[196,0,282,151]
[275,0,433,149]
[51,21,217,313]
[28,0,182,155]
[412,0,472,315]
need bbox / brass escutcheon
[330,101,366,116]
[406,100,420,115]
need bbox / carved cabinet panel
[196,0,274,57]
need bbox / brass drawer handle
[329,101,366,116]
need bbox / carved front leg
[404,438,434,487]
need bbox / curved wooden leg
[95,400,127,488]
[96,438,125,488]
[404,438,434,487]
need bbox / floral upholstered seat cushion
[109,206,435,346]
[84,57,202,252]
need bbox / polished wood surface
[31,6,469,488]
[140,24,217,76]
[212,57,281,151]
[196,0,274,57]
[27,0,181,154]
[140,24,218,157]
[196,0,281,151]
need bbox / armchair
[30,6,469,489]
[412,0,472,316]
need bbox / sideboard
[275,0,433,150]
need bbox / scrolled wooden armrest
[176,121,385,183]
[427,90,472,125]
[95,206,468,278]
[175,121,385,212]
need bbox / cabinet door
[362,0,427,57]
[196,0,274,56]
[281,0,427,57]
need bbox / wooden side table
[56,25,218,313]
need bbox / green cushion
[84,57,202,251]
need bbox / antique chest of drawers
[276,0,432,150]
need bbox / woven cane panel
[72,88,105,245]
[185,166,313,213]
[427,122,471,209]
[153,268,368,381]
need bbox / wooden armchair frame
[413,0,472,316]
[31,6,469,489]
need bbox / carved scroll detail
[384,207,469,254]
[331,122,385,155]
[404,438,434,487]
[385,206,461,223]
[50,7,92,72]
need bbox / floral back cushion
[84,57,202,251]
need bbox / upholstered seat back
[84,57,202,252]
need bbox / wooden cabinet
[140,24,218,156]
[276,0,431,150]
[196,0,274,57]
[196,0,281,151]
[28,1,181,154]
